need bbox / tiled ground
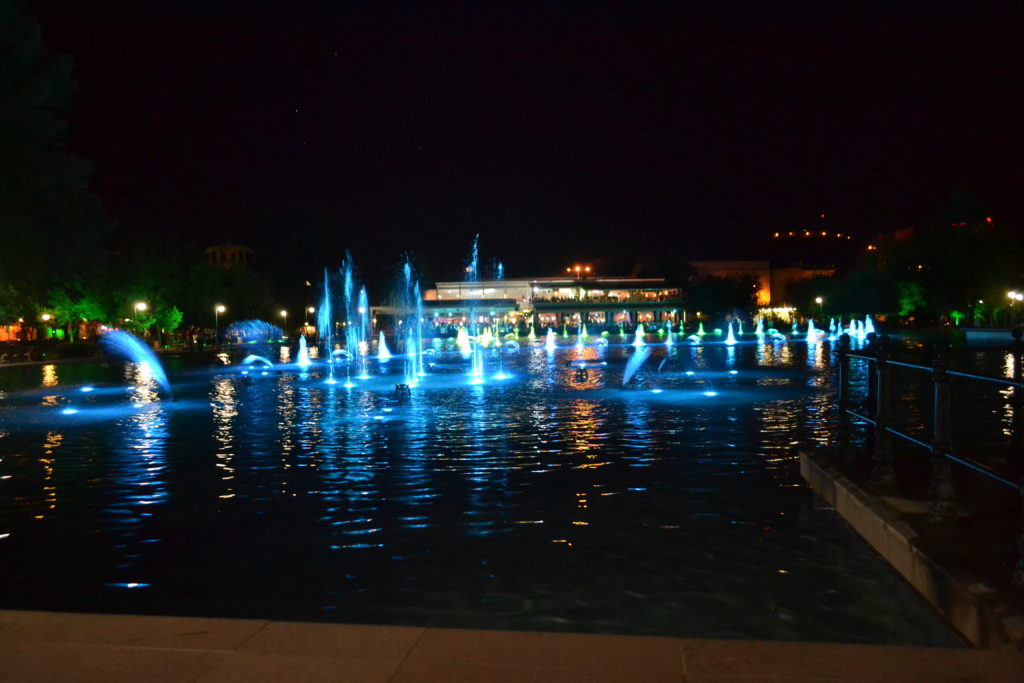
[1,610,1022,682]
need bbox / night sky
[27,1,1024,282]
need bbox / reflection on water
[0,341,962,645]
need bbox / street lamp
[280,309,288,332]
[814,296,823,319]
[214,304,225,343]
[135,302,147,313]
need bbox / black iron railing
[835,333,1024,585]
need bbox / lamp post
[280,309,288,337]
[214,304,225,345]
[134,302,147,336]
[815,296,824,320]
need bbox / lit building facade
[422,275,683,328]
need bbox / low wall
[799,450,1024,649]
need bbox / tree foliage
[0,2,113,319]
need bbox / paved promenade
[2,609,1022,682]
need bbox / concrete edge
[799,449,1024,650]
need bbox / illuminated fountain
[697,322,706,337]
[296,335,311,368]
[622,345,652,386]
[464,235,486,384]
[632,324,646,347]
[457,327,472,358]
[755,317,765,342]
[318,268,336,383]
[724,321,736,345]
[545,327,557,352]
[100,330,172,398]
[805,319,818,344]
[865,315,875,336]
[377,331,392,362]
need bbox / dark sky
[27,1,1024,282]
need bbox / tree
[687,275,759,316]
[0,3,113,319]
[46,282,106,341]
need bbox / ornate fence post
[928,343,956,522]
[871,335,896,488]
[836,333,851,455]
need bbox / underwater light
[80,386,94,392]
[704,391,718,397]
[729,370,738,375]
[261,371,268,376]
[61,408,79,415]
[685,371,695,376]
[241,370,249,375]
[133,403,144,408]
[105,582,150,589]
[383,407,393,412]
[373,415,384,420]
[651,389,663,394]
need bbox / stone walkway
[2,610,1022,682]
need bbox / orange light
[566,267,572,273]
[575,266,581,272]
[584,266,591,272]
[987,216,993,223]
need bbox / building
[421,274,683,328]
[205,244,254,268]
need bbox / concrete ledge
[800,450,1024,649]
[2,609,1023,681]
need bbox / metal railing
[835,333,1024,586]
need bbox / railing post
[864,333,878,419]
[836,333,851,455]
[928,343,956,522]
[871,335,896,488]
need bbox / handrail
[835,332,1024,585]
[845,409,1020,491]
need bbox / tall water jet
[545,327,557,352]
[697,322,706,337]
[527,323,536,341]
[666,325,675,346]
[737,320,744,337]
[464,235,485,383]
[580,323,588,340]
[724,321,737,345]
[377,331,392,362]
[357,287,370,378]
[403,328,419,386]
[829,317,837,335]
[633,323,646,347]
[622,345,652,386]
[318,268,335,383]
[100,330,172,398]
[296,335,311,368]
[755,317,764,337]
[865,315,875,336]
[791,320,798,335]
